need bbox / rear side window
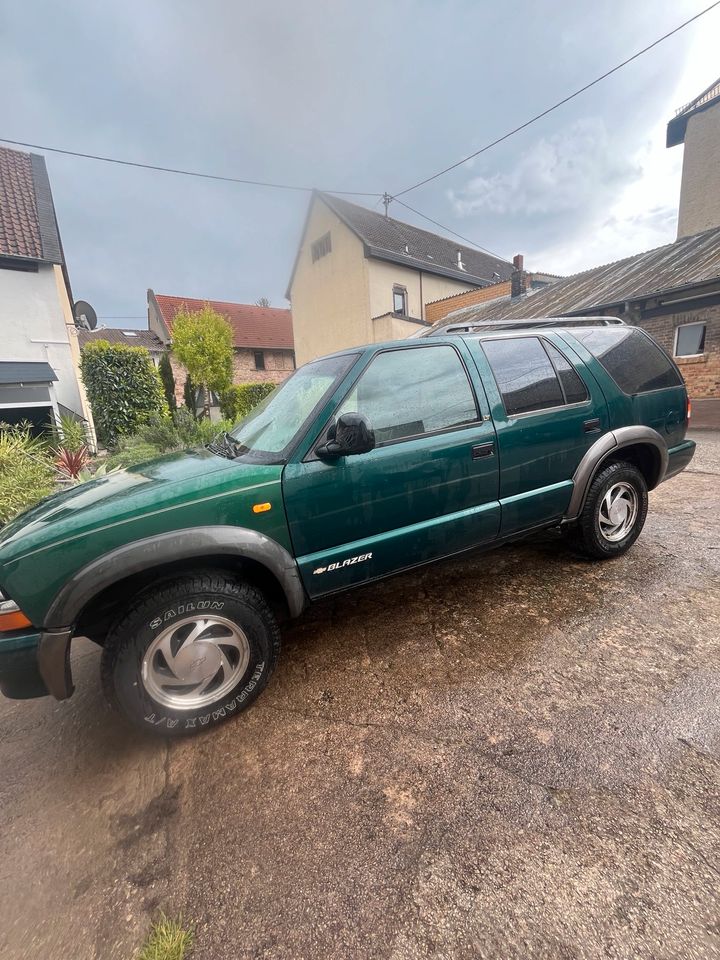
[482,337,563,415]
[544,342,589,404]
[572,328,681,394]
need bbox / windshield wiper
[206,431,240,460]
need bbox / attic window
[122,330,137,337]
[311,232,332,262]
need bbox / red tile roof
[153,294,294,350]
[0,147,42,259]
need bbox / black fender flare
[565,426,669,520]
[44,525,307,630]
[38,526,307,702]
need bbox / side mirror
[316,413,375,459]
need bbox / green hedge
[220,382,276,422]
[80,341,168,446]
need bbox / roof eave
[364,244,488,286]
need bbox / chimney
[511,253,525,299]
[456,249,465,271]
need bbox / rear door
[283,342,500,597]
[467,334,609,536]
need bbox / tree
[80,341,168,446]
[158,352,177,411]
[183,374,197,418]
[255,297,271,308]
[171,305,233,419]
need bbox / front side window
[393,286,408,315]
[336,345,478,444]
[229,353,355,461]
[675,322,706,357]
[482,337,563,416]
[572,328,681,393]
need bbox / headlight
[0,592,32,632]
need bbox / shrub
[159,352,177,411]
[220,382,276,422]
[80,340,168,447]
[0,425,56,523]
[55,445,90,479]
[183,374,197,418]
[107,411,236,469]
[53,413,88,454]
[171,306,233,419]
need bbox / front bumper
[0,627,74,701]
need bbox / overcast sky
[1,0,718,327]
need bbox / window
[543,341,589,404]
[572,328,681,393]
[336,345,477,444]
[311,232,332,262]
[254,350,266,370]
[393,286,408,315]
[674,322,706,357]
[482,337,563,415]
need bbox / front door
[467,334,609,536]
[283,342,500,597]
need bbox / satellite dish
[73,300,97,330]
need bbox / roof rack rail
[427,316,625,337]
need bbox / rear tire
[101,571,280,736]
[567,461,648,560]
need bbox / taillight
[687,398,692,421]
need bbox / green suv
[0,320,695,735]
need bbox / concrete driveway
[1,432,719,960]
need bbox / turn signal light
[252,502,272,514]
[0,600,32,632]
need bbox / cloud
[448,118,641,219]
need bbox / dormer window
[393,285,407,315]
[311,232,332,262]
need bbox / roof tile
[154,294,294,350]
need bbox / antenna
[73,300,97,330]
[382,192,393,217]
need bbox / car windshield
[229,353,356,462]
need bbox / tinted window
[544,341,589,404]
[572,328,681,393]
[337,345,477,444]
[482,337,563,416]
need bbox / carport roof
[0,361,57,384]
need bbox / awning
[0,361,58,384]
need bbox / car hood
[0,447,283,566]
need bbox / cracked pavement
[1,430,718,959]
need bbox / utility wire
[393,0,720,197]
[0,137,381,197]
[392,198,511,263]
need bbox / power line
[394,0,720,198]
[0,137,381,197]
[392,198,511,263]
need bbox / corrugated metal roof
[441,225,720,327]
[0,361,57,384]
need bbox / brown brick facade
[635,304,720,400]
[170,347,294,405]
[426,281,512,324]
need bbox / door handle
[583,418,601,434]
[472,442,495,459]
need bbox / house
[0,145,94,438]
[286,191,514,364]
[77,327,165,365]
[425,256,560,324]
[430,80,720,427]
[147,291,295,404]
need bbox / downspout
[419,271,424,322]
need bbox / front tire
[101,571,280,736]
[569,461,648,560]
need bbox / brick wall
[425,281,511,324]
[638,303,720,399]
[169,347,294,405]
